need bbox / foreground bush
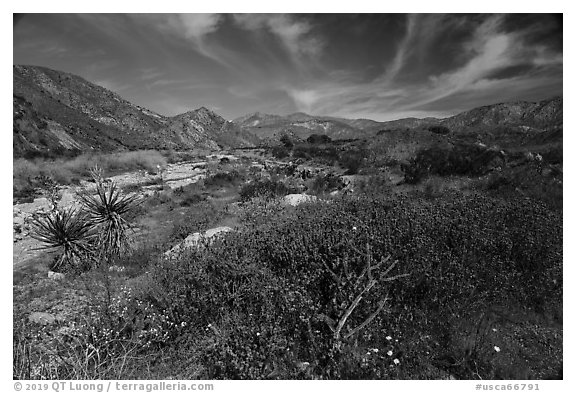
[18,191,562,380]
[139,192,561,379]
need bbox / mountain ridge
[14,64,562,159]
[13,65,258,158]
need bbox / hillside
[14,65,562,159]
[232,97,562,145]
[13,65,258,158]
[440,96,563,133]
[232,111,370,142]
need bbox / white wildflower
[387,350,393,356]
[393,358,400,365]
[494,346,501,352]
[385,336,392,341]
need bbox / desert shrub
[355,173,392,196]
[376,129,393,135]
[159,193,554,376]
[402,144,504,184]
[143,190,175,209]
[271,145,290,159]
[292,144,339,165]
[179,193,206,207]
[428,125,451,135]
[422,177,445,198]
[168,201,224,244]
[307,134,332,144]
[280,134,294,149]
[203,170,243,189]
[338,148,367,175]
[239,179,295,202]
[308,173,346,195]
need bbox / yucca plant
[77,179,140,263]
[29,208,94,271]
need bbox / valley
[12,65,563,381]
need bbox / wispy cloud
[233,14,322,66]
[282,14,562,121]
[145,13,229,65]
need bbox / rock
[28,311,56,325]
[282,194,318,207]
[108,265,125,272]
[48,271,65,280]
[165,226,233,257]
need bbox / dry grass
[14,150,167,201]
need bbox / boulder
[165,226,233,257]
[48,271,65,280]
[282,194,318,207]
[28,311,56,325]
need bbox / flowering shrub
[239,179,295,202]
[140,191,561,379]
[17,188,562,379]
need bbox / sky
[13,13,563,121]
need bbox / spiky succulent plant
[76,180,140,262]
[29,208,94,270]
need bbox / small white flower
[256,332,261,336]
[352,226,357,231]
[371,348,379,353]
[492,328,497,332]
[387,350,393,356]
[393,358,400,365]
[181,321,187,327]
[494,346,501,352]
[385,336,392,341]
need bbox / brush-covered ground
[13,130,562,380]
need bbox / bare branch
[345,293,390,340]
[380,259,399,277]
[381,273,411,282]
[334,279,376,340]
[321,258,341,284]
[317,313,337,332]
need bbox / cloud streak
[14,14,561,121]
[283,14,562,121]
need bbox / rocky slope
[440,96,563,133]
[14,64,561,158]
[13,65,258,158]
[232,111,367,142]
[233,97,563,142]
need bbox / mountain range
[13,65,562,159]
